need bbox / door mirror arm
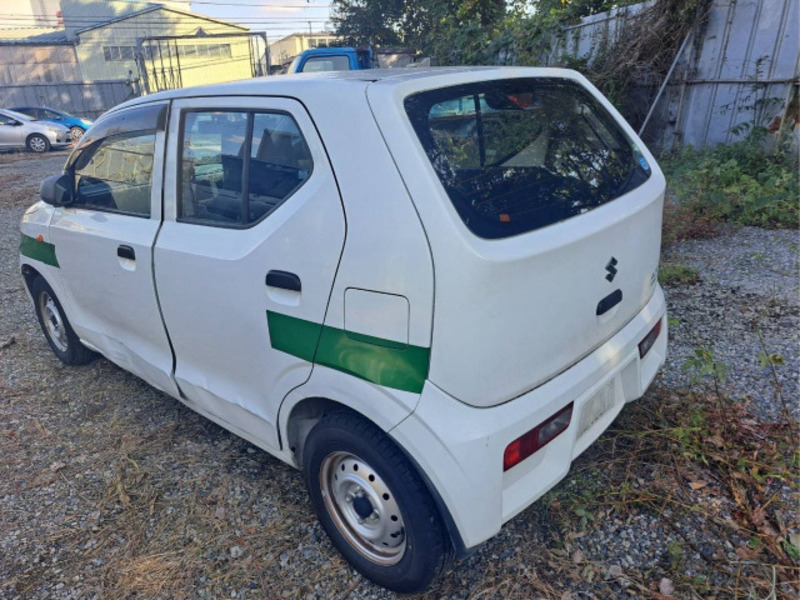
[39,173,75,207]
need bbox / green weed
[659,263,700,286]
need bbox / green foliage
[784,539,800,560]
[332,0,709,129]
[331,0,507,50]
[659,263,700,286]
[682,346,729,386]
[664,134,800,229]
[758,351,785,368]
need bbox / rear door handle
[117,245,135,260]
[266,270,301,292]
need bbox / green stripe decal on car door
[20,234,59,268]
[267,311,430,394]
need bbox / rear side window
[404,78,651,239]
[179,110,312,227]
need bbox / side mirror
[40,173,73,206]
[11,120,23,127]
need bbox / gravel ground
[662,226,799,420]
[1,150,797,600]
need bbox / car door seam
[150,100,185,399]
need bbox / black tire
[303,410,450,593]
[69,126,85,142]
[30,276,95,365]
[27,134,50,153]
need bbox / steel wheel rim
[70,127,84,141]
[39,292,68,352]
[30,136,46,152]
[320,451,407,566]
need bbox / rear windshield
[404,78,651,239]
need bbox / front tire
[69,126,84,142]
[303,411,450,593]
[30,277,95,365]
[27,134,50,153]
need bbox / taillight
[503,402,573,471]
[638,319,663,358]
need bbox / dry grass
[1,150,797,600]
[2,331,798,600]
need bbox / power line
[0,22,332,31]
[0,15,332,23]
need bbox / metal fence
[550,0,799,152]
[652,0,799,151]
[0,80,138,119]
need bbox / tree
[331,0,509,50]
[331,0,408,47]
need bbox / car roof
[300,47,358,55]
[1,108,32,119]
[11,106,60,112]
[113,66,575,113]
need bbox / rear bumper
[390,285,667,550]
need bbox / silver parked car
[0,109,71,153]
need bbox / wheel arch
[20,262,44,294]
[281,392,471,560]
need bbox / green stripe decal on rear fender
[266,311,430,394]
[20,234,59,268]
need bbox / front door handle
[117,245,135,261]
[266,270,301,292]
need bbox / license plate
[577,381,615,438]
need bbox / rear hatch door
[367,69,665,408]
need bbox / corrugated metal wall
[0,80,137,119]
[551,0,799,151]
[0,44,82,84]
[656,0,799,150]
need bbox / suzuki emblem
[605,257,618,282]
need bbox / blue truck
[287,47,374,74]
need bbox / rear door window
[179,110,312,227]
[404,78,651,239]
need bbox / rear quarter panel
[278,83,435,437]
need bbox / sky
[0,1,335,44]
[189,0,335,42]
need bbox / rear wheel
[303,411,450,593]
[27,134,50,153]
[30,277,94,365]
[69,126,84,142]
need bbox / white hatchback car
[20,67,667,592]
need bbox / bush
[663,136,799,230]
